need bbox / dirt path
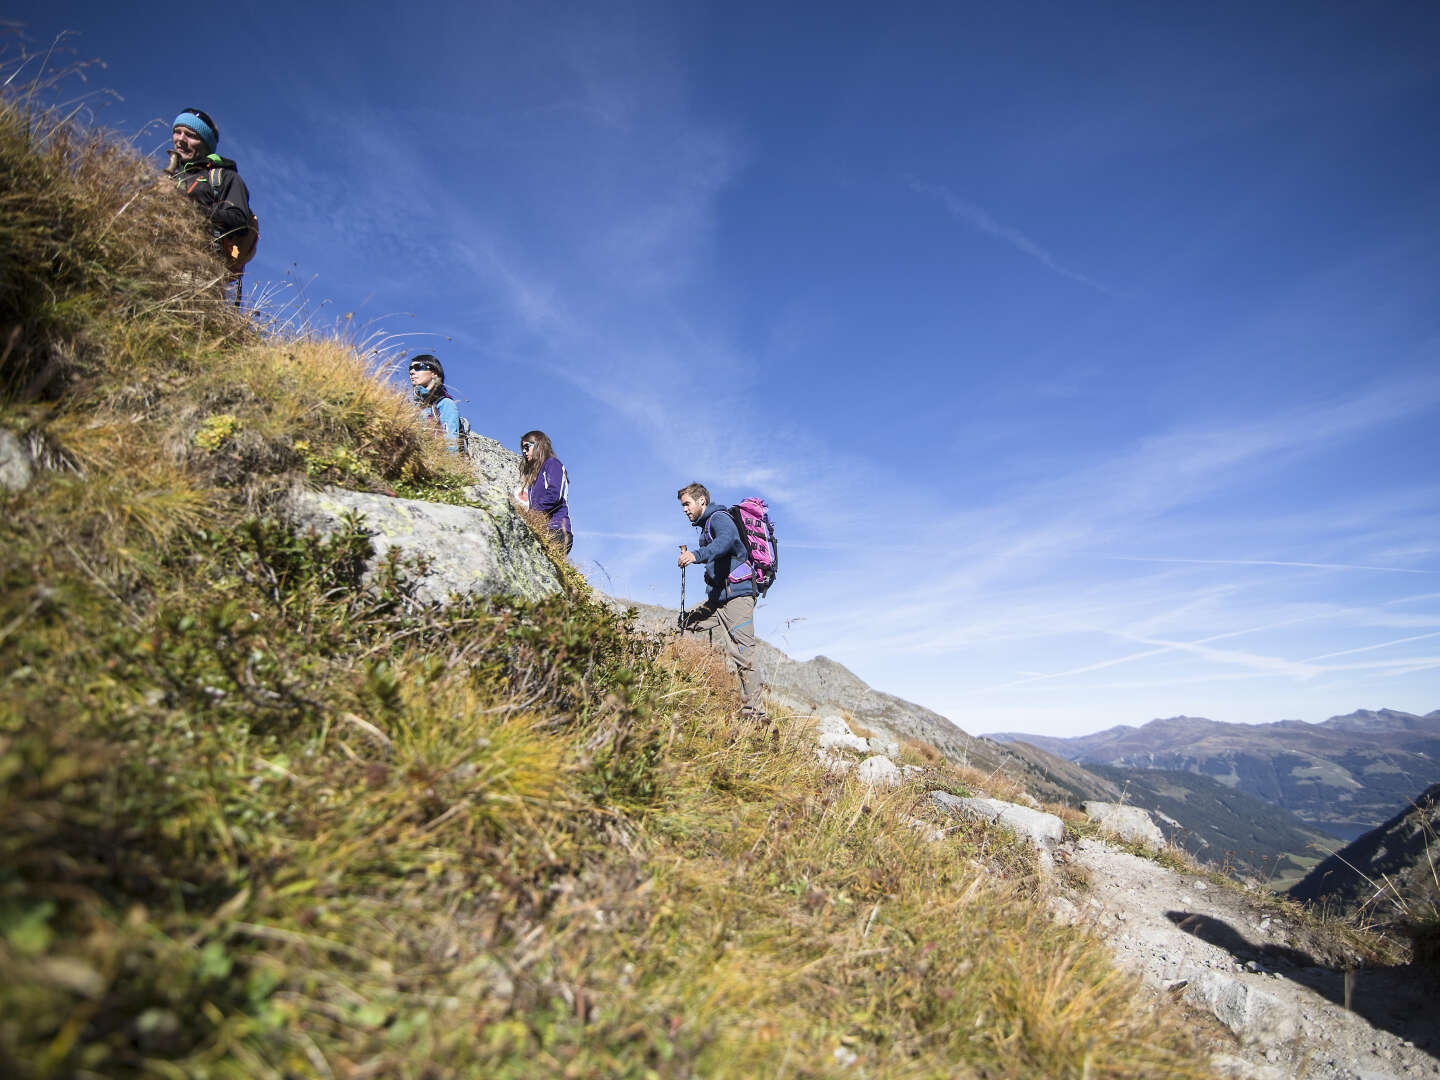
[1064,837,1439,1079]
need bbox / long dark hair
[519,429,557,488]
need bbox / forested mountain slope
[1290,782,1440,924]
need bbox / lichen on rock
[287,484,563,607]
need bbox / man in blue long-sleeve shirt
[677,482,764,717]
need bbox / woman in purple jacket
[519,430,573,554]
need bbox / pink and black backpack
[728,497,779,596]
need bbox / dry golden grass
[900,737,945,766]
[947,761,1030,804]
[658,633,745,716]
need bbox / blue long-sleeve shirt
[415,389,461,451]
[691,504,754,603]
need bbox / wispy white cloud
[975,611,1333,693]
[1328,656,1440,672]
[1103,555,1434,574]
[1114,632,1317,678]
[1301,631,1440,663]
[579,530,675,544]
[908,177,1115,294]
[1382,592,1440,606]
[782,372,1440,728]
[1364,660,1440,679]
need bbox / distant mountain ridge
[988,709,1440,840]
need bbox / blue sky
[13,2,1440,738]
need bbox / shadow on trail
[1165,910,1440,1061]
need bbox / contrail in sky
[1103,555,1434,574]
[1301,631,1440,662]
[908,177,1114,294]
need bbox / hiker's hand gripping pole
[677,545,688,632]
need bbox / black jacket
[172,153,253,247]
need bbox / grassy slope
[0,90,1221,1078]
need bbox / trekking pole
[678,545,687,632]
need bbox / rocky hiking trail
[805,710,1440,1080]
[1066,840,1438,1080]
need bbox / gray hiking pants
[685,594,761,710]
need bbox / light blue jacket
[416,388,462,451]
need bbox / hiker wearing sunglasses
[517,431,572,554]
[407,354,462,451]
[165,109,258,287]
[677,483,765,719]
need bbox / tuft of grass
[511,496,591,598]
[899,737,945,766]
[1331,796,1440,971]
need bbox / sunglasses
[409,364,434,373]
[520,441,535,451]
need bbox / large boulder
[287,485,562,607]
[1178,968,1298,1045]
[930,792,1065,851]
[1084,801,1166,849]
[460,433,526,512]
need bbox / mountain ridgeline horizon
[988,708,1440,841]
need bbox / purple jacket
[527,457,571,537]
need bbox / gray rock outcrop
[459,434,526,513]
[289,486,562,606]
[287,438,562,607]
[815,713,852,737]
[929,792,1066,851]
[1084,801,1167,849]
[865,734,900,758]
[1177,967,1298,1045]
